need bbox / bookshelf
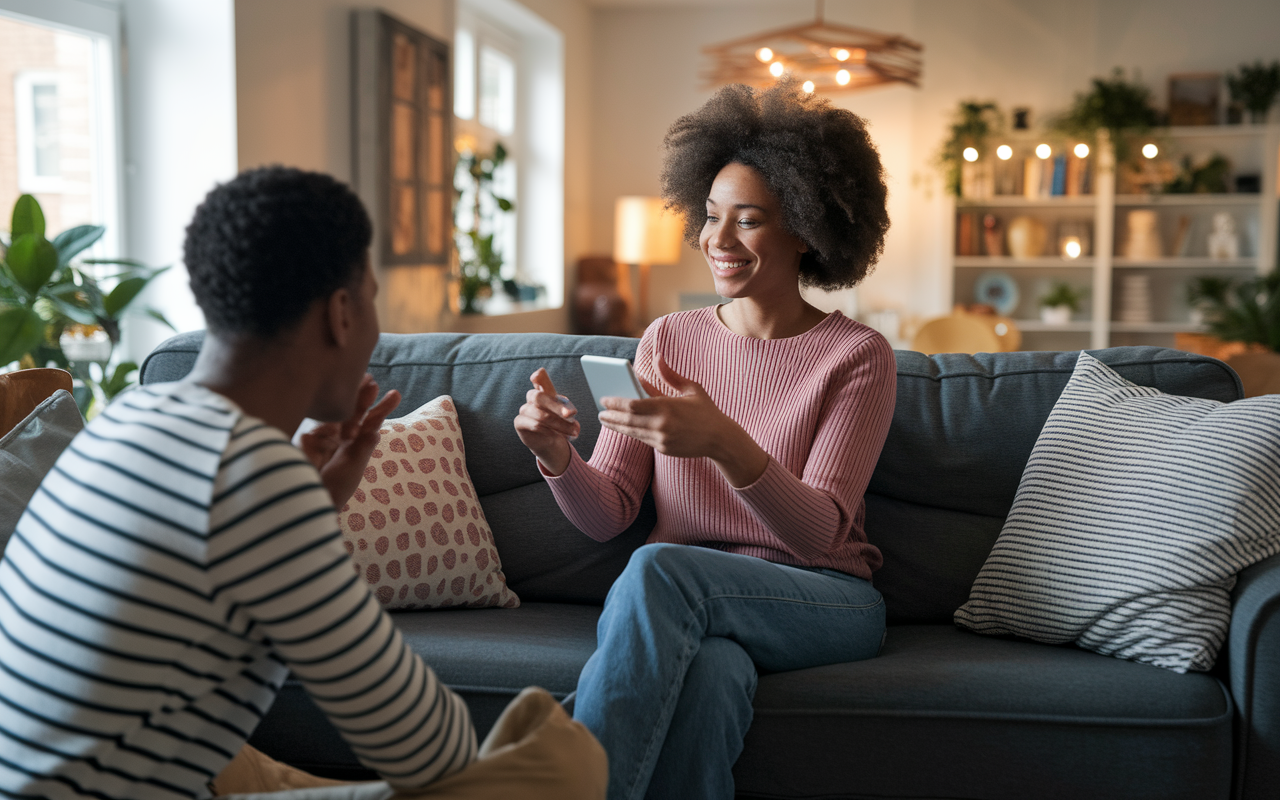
[947,124,1280,351]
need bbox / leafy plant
[454,142,516,314]
[1164,153,1231,194]
[1038,281,1086,312]
[937,101,1002,197]
[1226,61,1280,122]
[1190,271,1280,352]
[1053,68,1159,163]
[0,194,170,412]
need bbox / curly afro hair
[660,80,889,290]
[184,166,372,338]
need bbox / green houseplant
[1053,68,1159,164]
[0,194,170,413]
[1186,271,1280,352]
[937,101,1002,197]
[1226,61,1280,124]
[1038,281,1086,325]
[454,142,516,314]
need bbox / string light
[1035,143,1052,159]
[755,47,773,62]
[835,69,851,85]
[769,61,785,77]
[962,147,979,162]
[831,48,850,61]
[1073,143,1090,158]
[996,145,1013,160]
[1142,143,1159,159]
[802,80,815,93]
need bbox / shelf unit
[947,124,1280,350]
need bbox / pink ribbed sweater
[544,307,896,581]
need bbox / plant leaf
[102,361,138,399]
[6,234,59,295]
[0,305,47,366]
[103,276,149,318]
[82,257,152,269]
[52,225,106,266]
[10,195,45,240]
[144,308,176,331]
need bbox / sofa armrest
[1229,552,1280,800]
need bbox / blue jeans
[573,543,885,800]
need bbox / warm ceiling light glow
[835,69,851,85]
[802,80,815,93]
[962,147,979,162]
[832,48,850,61]
[1035,143,1052,159]
[756,47,773,62]
[1073,143,1090,158]
[996,144,1013,160]
[1142,143,1159,159]
[769,61,785,77]
[851,47,867,62]
[1063,239,1083,259]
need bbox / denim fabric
[573,543,885,800]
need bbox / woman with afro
[514,79,896,800]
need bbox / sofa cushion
[955,352,1280,673]
[0,389,83,555]
[736,625,1231,800]
[141,331,654,605]
[869,348,1242,624]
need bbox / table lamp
[613,196,684,332]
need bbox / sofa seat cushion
[736,624,1232,800]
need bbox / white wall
[590,0,1280,329]
[120,0,237,362]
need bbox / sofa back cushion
[140,331,651,604]
[870,348,1241,623]
[142,335,1240,615]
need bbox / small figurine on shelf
[1208,212,1240,261]
[982,214,1004,256]
[1038,281,1085,325]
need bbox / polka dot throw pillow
[337,395,519,610]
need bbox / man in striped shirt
[0,168,605,799]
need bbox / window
[0,4,122,258]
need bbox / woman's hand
[514,368,581,476]
[299,374,401,507]
[598,357,769,488]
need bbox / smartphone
[580,355,648,411]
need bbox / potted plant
[1226,61,1280,124]
[1038,281,1085,325]
[937,101,1002,198]
[0,194,170,414]
[454,142,516,314]
[1185,275,1234,326]
[1052,68,1159,164]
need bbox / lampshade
[613,197,684,265]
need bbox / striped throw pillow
[954,352,1280,673]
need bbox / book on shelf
[1023,158,1042,199]
[1050,155,1066,196]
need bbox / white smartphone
[580,355,648,411]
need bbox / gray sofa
[140,331,1280,800]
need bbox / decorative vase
[1040,305,1072,325]
[1006,216,1047,259]
[1123,210,1162,259]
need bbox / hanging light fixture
[701,0,922,93]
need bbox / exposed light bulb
[832,48,850,61]
[1073,143,1090,158]
[802,80,815,94]
[996,144,1013,160]
[963,147,979,162]
[769,60,785,77]
[1063,239,1083,259]
[756,47,773,63]
[1142,143,1159,159]
[1035,143,1052,159]
[835,69,851,86]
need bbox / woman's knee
[686,637,756,701]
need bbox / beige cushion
[338,396,519,610]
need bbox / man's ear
[324,286,354,348]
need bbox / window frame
[14,70,64,193]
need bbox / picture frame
[1168,72,1221,126]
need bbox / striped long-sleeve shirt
[545,308,896,581]
[0,383,475,800]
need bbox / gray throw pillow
[955,352,1280,673]
[0,389,84,556]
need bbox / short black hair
[660,80,889,290]
[184,166,373,338]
